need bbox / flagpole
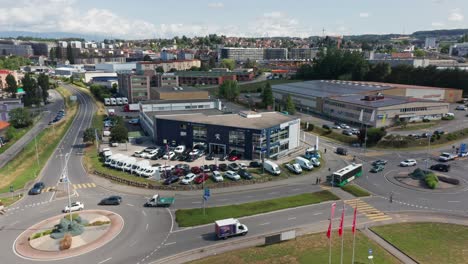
[329,206,333,264]
[351,200,358,264]
[340,203,345,264]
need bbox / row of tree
[296,49,468,95]
[0,56,31,70]
[4,73,50,106]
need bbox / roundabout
[14,210,123,261]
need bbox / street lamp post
[425,134,431,170]
[63,152,73,222]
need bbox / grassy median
[371,223,468,264]
[341,185,371,197]
[190,229,400,264]
[0,87,77,194]
[175,191,339,227]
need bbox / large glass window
[229,130,245,146]
[193,125,207,141]
[252,133,266,148]
[279,128,289,140]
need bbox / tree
[37,73,50,104]
[261,82,274,109]
[244,58,256,68]
[358,127,387,146]
[110,124,128,143]
[22,73,41,106]
[284,94,296,114]
[111,83,118,94]
[366,62,391,82]
[413,49,426,57]
[83,128,96,144]
[218,80,239,101]
[155,66,164,73]
[220,59,235,70]
[9,107,33,128]
[169,68,177,72]
[5,74,17,97]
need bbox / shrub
[87,220,111,227]
[59,233,72,250]
[438,176,460,185]
[424,173,439,189]
[410,168,427,179]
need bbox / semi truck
[214,218,248,239]
[123,103,139,112]
[144,194,175,207]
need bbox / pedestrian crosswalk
[73,183,97,189]
[344,199,392,222]
[41,187,56,193]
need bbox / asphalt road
[2,85,468,264]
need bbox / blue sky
[0,0,467,39]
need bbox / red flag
[352,204,357,234]
[338,204,345,237]
[326,202,337,239]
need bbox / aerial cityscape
[1,1,468,264]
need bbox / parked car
[455,105,467,111]
[370,165,385,173]
[174,145,186,154]
[228,163,240,171]
[133,150,145,157]
[205,152,214,160]
[340,124,350,129]
[189,149,202,157]
[225,170,241,181]
[400,159,417,167]
[194,173,210,184]
[201,164,211,173]
[350,128,360,135]
[336,147,348,155]
[228,155,241,161]
[433,130,445,135]
[439,152,456,162]
[191,166,202,174]
[128,118,140,125]
[238,169,253,180]
[430,163,450,172]
[175,164,190,173]
[99,196,122,205]
[212,171,224,182]
[177,154,189,161]
[285,163,302,174]
[342,130,353,136]
[310,157,321,167]
[181,173,197,184]
[110,142,119,147]
[249,161,262,168]
[209,164,218,172]
[371,160,388,166]
[322,124,331,130]
[29,182,45,195]
[163,151,175,160]
[421,132,431,138]
[218,163,228,171]
[63,201,84,212]
[163,175,179,185]
[459,152,468,157]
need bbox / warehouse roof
[327,94,443,108]
[153,86,202,93]
[272,80,393,98]
[140,98,215,104]
[155,111,297,130]
[175,71,238,77]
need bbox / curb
[366,227,419,264]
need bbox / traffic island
[390,168,463,192]
[14,210,123,261]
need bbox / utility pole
[34,134,40,166]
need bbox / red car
[228,155,240,161]
[172,168,185,177]
[191,166,201,174]
[194,173,209,184]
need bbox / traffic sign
[204,188,210,197]
[9,185,13,193]
[368,248,373,255]
[460,143,466,153]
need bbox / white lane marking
[292,188,301,191]
[146,224,149,230]
[268,192,278,195]
[126,203,134,207]
[166,208,175,233]
[129,240,138,247]
[259,222,270,226]
[98,257,112,264]
[287,217,297,220]
[314,212,323,215]
[191,201,202,204]
[164,242,176,246]
[142,210,147,216]
[448,201,460,203]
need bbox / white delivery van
[116,97,123,105]
[110,98,117,105]
[122,97,128,104]
[123,157,137,172]
[104,98,110,105]
[295,157,314,170]
[103,130,111,137]
[263,160,281,175]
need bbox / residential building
[0,42,33,57]
[449,43,468,57]
[220,47,264,61]
[136,60,201,74]
[424,37,437,50]
[175,71,243,86]
[95,63,136,73]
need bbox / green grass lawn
[0,195,23,207]
[0,126,30,155]
[371,223,468,264]
[190,229,401,264]
[391,122,439,131]
[341,185,371,197]
[175,191,339,227]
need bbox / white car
[225,170,241,181]
[63,201,84,213]
[134,150,145,157]
[439,152,456,162]
[181,173,197,184]
[459,152,468,157]
[400,159,417,167]
[163,151,175,160]
[285,163,302,174]
[310,157,321,167]
[212,171,224,182]
[174,145,186,154]
[189,149,202,156]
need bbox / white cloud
[249,12,311,37]
[208,2,224,8]
[359,12,370,18]
[448,8,464,22]
[431,22,445,27]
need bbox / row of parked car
[48,109,66,125]
[285,156,321,174]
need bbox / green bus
[327,163,363,187]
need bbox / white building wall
[287,120,300,150]
[405,88,445,101]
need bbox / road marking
[142,210,147,216]
[126,203,134,207]
[268,192,278,195]
[164,242,176,246]
[129,240,138,247]
[98,257,112,264]
[287,217,296,220]
[313,212,323,215]
[192,201,202,204]
[259,222,270,226]
[146,224,149,230]
[292,188,301,191]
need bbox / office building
[118,74,151,103]
[424,37,437,50]
[288,48,319,60]
[220,48,264,61]
[150,86,209,101]
[264,48,288,60]
[136,60,201,74]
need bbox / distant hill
[0,31,105,41]
[411,29,468,38]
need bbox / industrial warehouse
[272,80,460,127]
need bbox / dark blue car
[29,182,45,195]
